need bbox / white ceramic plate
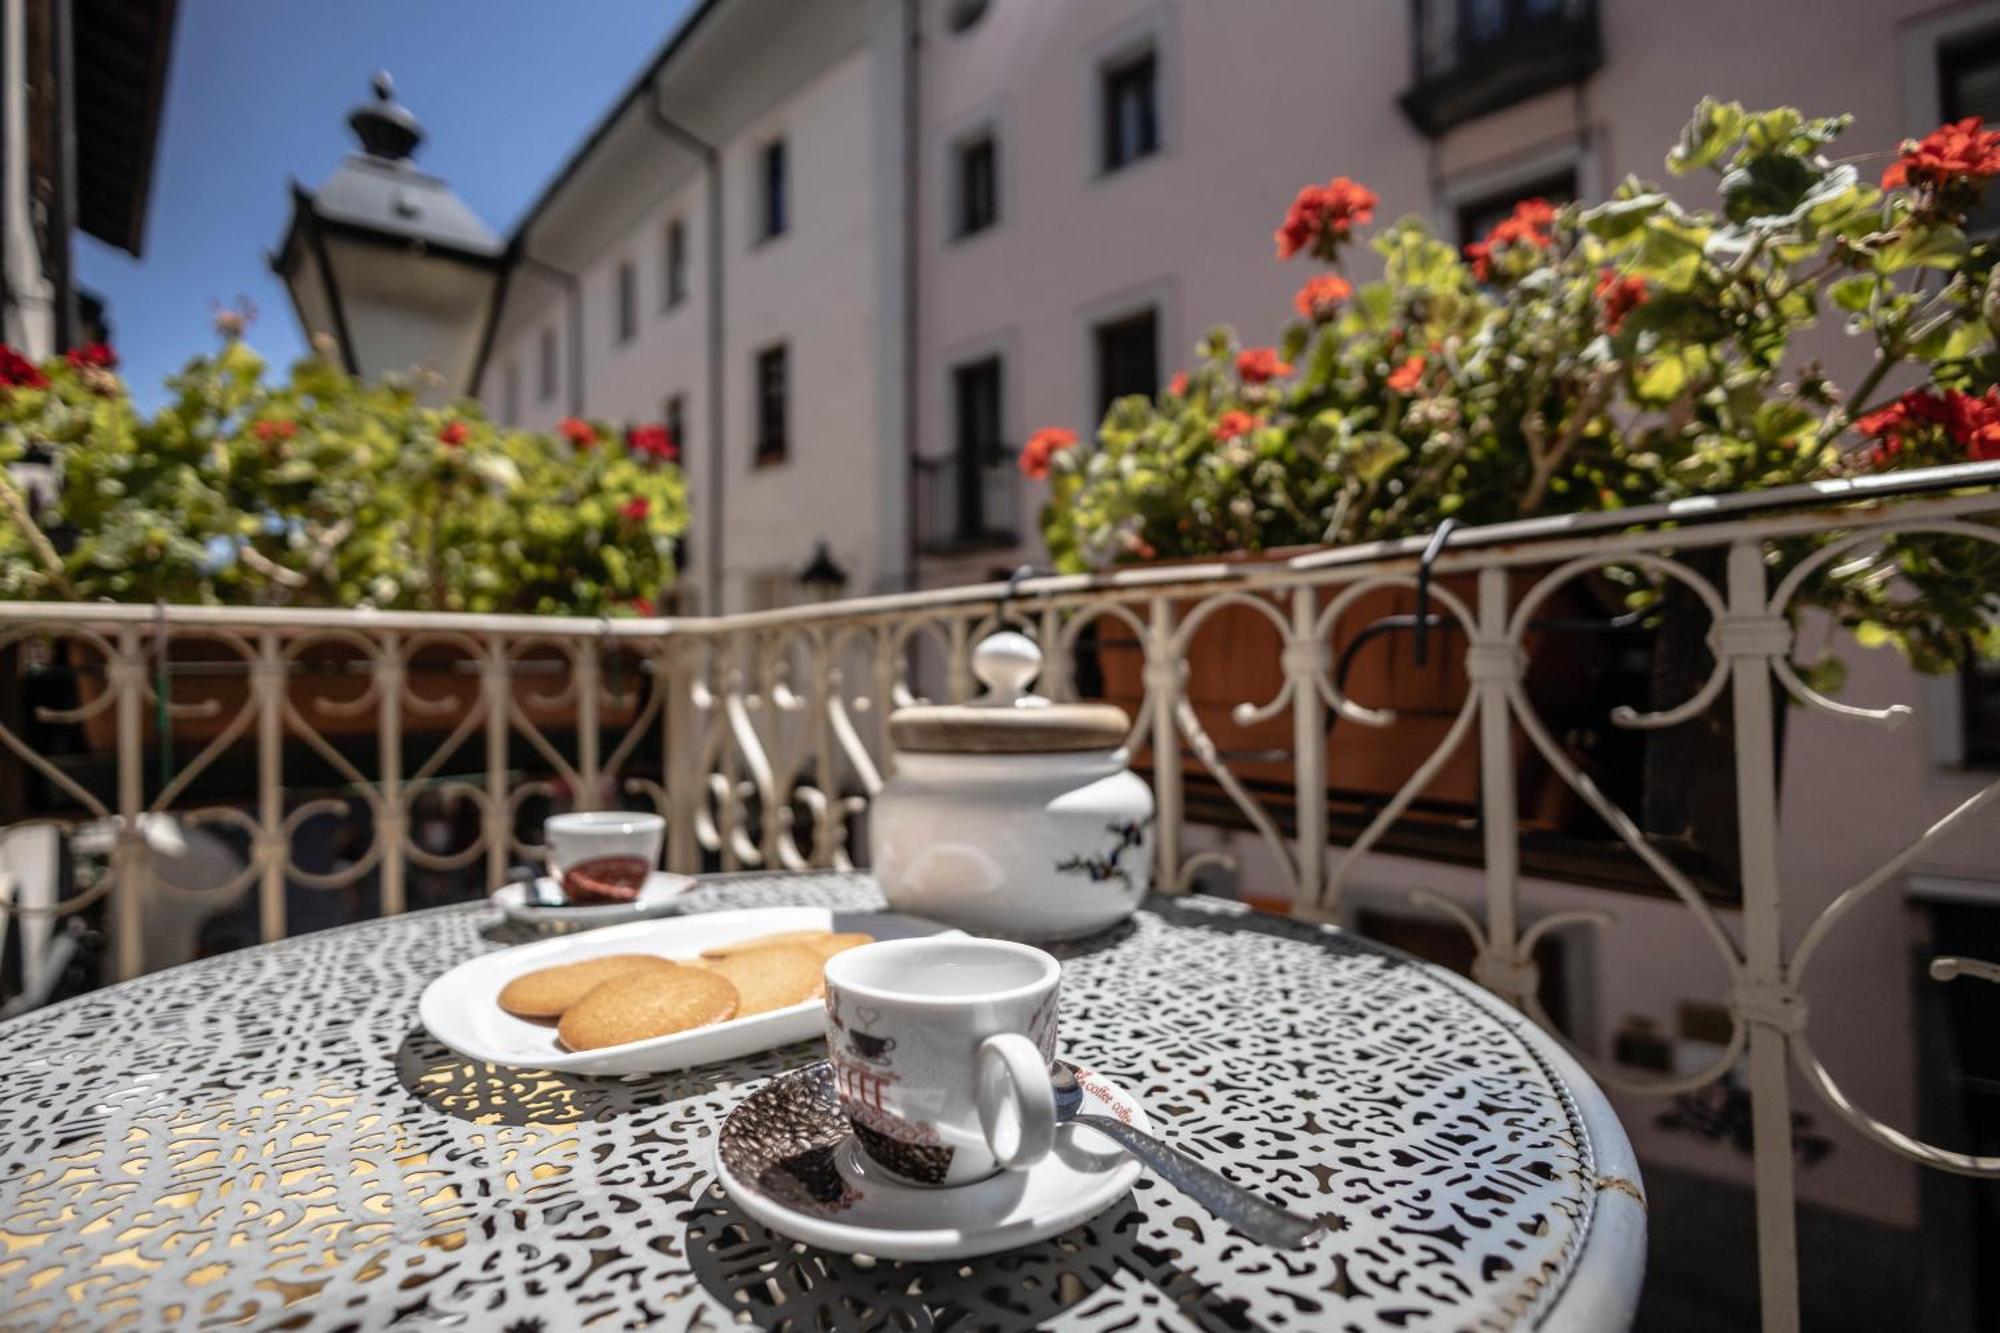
[714,1061,1150,1260]
[420,907,956,1076]
[490,872,696,925]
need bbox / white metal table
[0,872,1645,1331]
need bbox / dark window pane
[953,357,1003,538]
[1094,308,1158,418]
[615,261,637,344]
[761,141,788,240]
[1102,51,1158,172]
[958,136,997,236]
[755,345,788,466]
[1941,33,2000,236]
[665,393,687,476]
[1965,660,2000,766]
[665,218,688,308]
[1454,168,1577,246]
[538,327,558,401]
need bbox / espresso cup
[822,937,1060,1188]
[543,811,665,900]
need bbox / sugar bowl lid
[888,631,1131,754]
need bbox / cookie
[809,932,873,960]
[498,953,679,1019]
[700,944,826,1015]
[557,966,741,1050]
[700,929,835,959]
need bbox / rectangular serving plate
[419,906,953,1075]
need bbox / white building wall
[1,0,52,356]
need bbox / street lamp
[798,542,850,603]
[272,73,504,399]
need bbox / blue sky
[79,1,696,406]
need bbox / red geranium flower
[559,417,597,449]
[620,496,651,523]
[252,419,298,444]
[1385,354,1426,393]
[1212,409,1260,441]
[1855,386,2000,464]
[1168,370,1190,397]
[1236,347,1293,384]
[629,596,657,616]
[65,342,117,370]
[438,420,470,447]
[1465,198,1559,282]
[1883,117,2000,191]
[1293,273,1353,321]
[1595,268,1650,333]
[1275,176,1378,262]
[627,423,677,461]
[0,345,47,390]
[1019,426,1077,480]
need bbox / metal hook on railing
[1411,517,1459,668]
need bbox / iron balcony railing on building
[1401,0,1603,136]
[2,461,1999,1332]
[913,449,1019,555]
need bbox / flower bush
[0,331,686,615]
[1036,100,2000,670]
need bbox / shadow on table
[683,1182,1262,1333]
[1144,893,1414,969]
[392,1024,813,1128]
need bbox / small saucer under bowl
[490,871,694,925]
[713,1061,1150,1261]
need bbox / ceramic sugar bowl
[870,631,1154,941]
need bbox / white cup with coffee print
[822,937,1061,1188]
[543,811,665,904]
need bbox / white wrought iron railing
[2,460,1999,1331]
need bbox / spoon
[1051,1061,1324,1250]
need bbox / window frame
[757,138,789,244]
[537,326,558,403]
[663,217,688,310]
[1099,46,1160,174]
[1091,306,1160,421]
[753,343,789,469]
[614,259,638,346]
[954,131,1000,239]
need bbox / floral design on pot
[1055,817,1155,892]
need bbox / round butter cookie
[701,944,825,1015]
[498,954,679,1020]
[557,966,741,1050]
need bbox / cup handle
[975,1033,1057,1169]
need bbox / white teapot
[869,631,1154,941]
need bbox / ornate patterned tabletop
[0,873,1645,1332]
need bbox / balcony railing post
[482,636,512,892]
[1288,586,1328,916]
[376,632,406,916]
[1144,596,1183,892]
[663,633,702,874]
[253,630,287,943]
[1723,538,1803,1333]
[109,625,146,981]
[1470,565,1532,1007]
[575,635,601,810]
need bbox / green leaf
[1873,225,1968,274]
[1668,97,1745,174]
[1582,190,1669,240]
[1829,275,1877,313]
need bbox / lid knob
[971,631,1043,707]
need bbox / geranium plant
[0,329,687,615]
[1035,100,2000,670]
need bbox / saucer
[490,871,695,925]
[714,1061,1151,1260]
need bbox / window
[502,361,520,426]
[953,356,1003,536]
[1940,31,2000,235]
[538,326,558,402]
[1100,49,1159,173]
[955,133,998,237]
[663,217,688,309]
[614,260,638,345]
[1401,0,1601,137]
[1093,308,1158,418]
[754,344,788,467]
[1964,660,2000,767]
[758,139,788,242]
[665,392,687,475]
[1455,168,1578,247]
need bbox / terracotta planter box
[76,639,639,749]
[1092,567,1603,825]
